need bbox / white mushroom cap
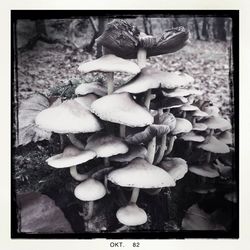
[192,123,208,131]
[189,164,219,178]
[180,131,205,142]
[46,146,96,168]
[171,118,193,135]
[78,54,140,74]
[163,88,202,98]
[192,109,209,117]
[91,93,153,127]
[116,204,147,226]
[203,105,220,117]
[217,131,233,145]
[74,178,106,201]
[36,99,102,134]
[110,145,147,162]
[203,116,232,131]
[114,67,194,94]
[197,136,230,153]
[180,104,199,111]
[160,157,188,181]
[75,82,107,97]
[74,94,98,110]
[85,132,129,158]
[108,158,176,188]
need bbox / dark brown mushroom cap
[97,19,188,59]
[189,164,219,178]
[197,136,230,153]
[110,145,147,162]
[91,93,154,127]
[85,132,129,158]
[115,67,194,94]
[108,158,176,188]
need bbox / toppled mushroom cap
[203,116,232,131]
[171,118,193,135]
[74,94,98,110]
[74,178,106,201]
[114,67,194,94]
[217,130,233,145]
[163,88,202,98]
[197,136,230,153]
[110,145,147,162]
[46,146,96,168]
[160,157,188,181]
[78,54,140,74]
[189,164,219,178]
[85,132,128,158]
[180,131,205,142]
[75,82,107,97]
[158,112,176,131]
[180,104,199,112]
[108,158,176,188]
[125,124,170,145]
[116,204,147,226]
[36,99,103,134]
[192,123,208,131]
[91,93,154,127]
[97,19,189,59]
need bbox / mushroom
[78,54,140,95]
[224,192,237,203]
[91,92,154,138]
[189,164,220,178]
[46,145,96,181]
[180,131,205,154]
[75,82,107,97]
[35,97,102,149]
[217,130,233,145]
[162,87,202,98]
[74,178,106,220]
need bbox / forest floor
[13,39,234,233]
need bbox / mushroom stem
[145,188,162,196]
[114,225,129,233]
[146,136,156,164]
[137,48,147,69]
[130,187,140,203]
[104,157,110,167]
[67,133,85,150]
[91,167,114,179]
[104,175,110,194]
[80,201,94,221]
[206,152,212,163]
[183,111,186,118]
[154,133,167,164]
[144,89,152,109]
[107,72,114,95]
[192,117,196,125]
[119,124,126,138]
[59,134,64,151]
[165,136,177,156]
[70,166,89,181]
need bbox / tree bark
[194,17,201,40]
[202,17,209,41]
[214,17,227,41]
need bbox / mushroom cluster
[32,19,234,232]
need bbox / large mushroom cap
[96,19,188,59]
[74,178,106,201]
[160,157,188,181]
[78,54,140,74]
[46,146,96,168]
[217,130,233,145]
[158,112,176,131]
[75,82,107,97]
[114,67,194,94]
[91,93,153,127]
[108,158,175,188]
[192,109,209,118]
[85,132,128,158]
[110,145,147,162]
[203,116,232,131]
[192,123,208,131]
[36,99,102,134]
[189,164,219,178]
[116,204,147,226]
[171,118,193,135]
[197,136,230,154]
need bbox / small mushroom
[189,164,219,178]
[217,130,233,145]
[74,178,106,220]
[75,82,107,97]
